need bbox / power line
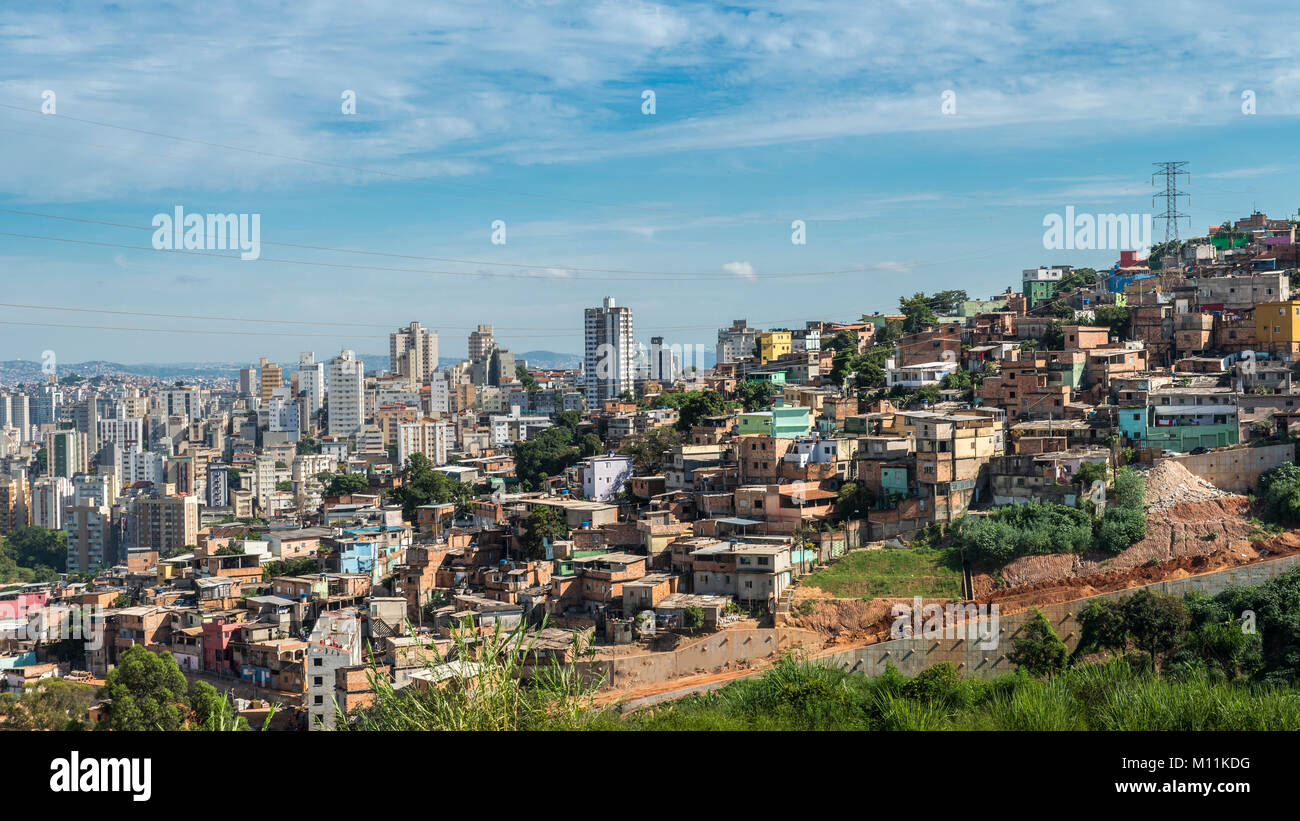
[0,208,893,279]
[0,300,875,341]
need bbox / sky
[1,0,1299,364]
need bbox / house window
[313,676,323,687]
[313,657,322,667]
[314,695,323,705]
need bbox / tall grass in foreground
[342,619,605,731]
[334,623,1300,731]
[613,656,1300,731]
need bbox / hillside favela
[7,9,1300,801]
[5,221,1300,738]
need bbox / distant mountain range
[0,345,723,385]
[0,350,587,385]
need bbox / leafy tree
[1040,320,1065,351]
[1094,506,1146,553]
[1072,591,1190,672]
[111,593,132,607]
[682,605,706,633]
[187,681,249,731]
[736,379,776,412]
[914,385,940,406]
[928,289,968,316]
[519,505,567,559]
[835,481,875,521]
[617,426,683,474]
[1123,590,1191,672]
[1092,305,1130,339]
[322,473,369,497]
[1258,463,1300,524]
[2,526,67,573]
[1072,598,1130,663]
[1074,461,1109,488]
[899,293,938,333]
[516,365,539,393]
[826,331,858,354]
[1112,466,1146,510]
[390,453,473,520]
[513,426,580,489]
[874,319,903,348]
[670,390,729,432]
[1008,608,1069,677]
[553,410,582,431]
[97,645,189,731]
[1047,300,1075,320]
[578,433,604,458]
[901,662,964,707]
[0,678,96,730]
[262,556,319,581]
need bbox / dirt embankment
[787,598,900,648]
[975,496,1261,594]
[788,473,1300,652]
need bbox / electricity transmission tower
[1151,161,1190,246]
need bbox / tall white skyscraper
[163,386,203,423]
[326,349,365,438]
[298,351,325,419]
[0,394,28,442]
[389,321,439,383]
[583,296,635,406]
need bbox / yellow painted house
[757,330,792,364]
[1256,301,1300,344]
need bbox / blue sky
[1,0,1298,364]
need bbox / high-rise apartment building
[32,475,73,530]
[468,324,495,363]
[132,495,200,556]
[0,393,31,443]
[396,419,452,466]
[326,349,365,438]
[298,351,325,420]
[74,392,100,455]
[163,386,203,423]
[64,504,114,573]
[259,357,283,402]
[99,415,144,453]
[73,473,117,507]
[389,321,439,383]
[716,319,760,365]
[0,477,29,534]
[583,296,635,406]
[206,462,229,508]
[647,336,678,382]
[48,429,85,479]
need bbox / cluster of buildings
[5,210,1300,726]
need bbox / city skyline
[3,1,1300,361]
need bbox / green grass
[574,656,1300,731]
[799,548,963,599]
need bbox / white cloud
[723,261,755,279]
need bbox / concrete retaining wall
[1168,442,1294,493]
[819,553,1300,679]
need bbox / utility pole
[1152,161,1191,266]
